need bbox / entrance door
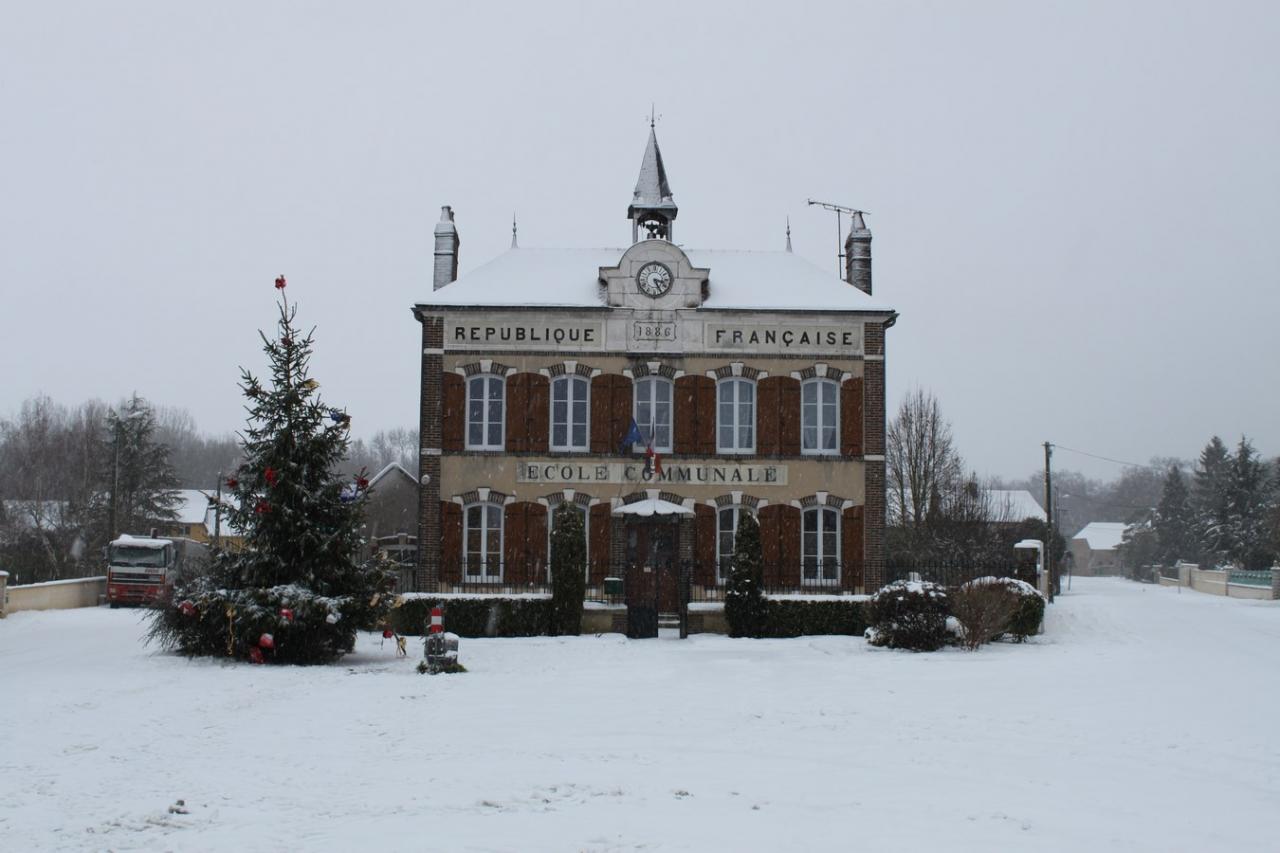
[624,520,681,634]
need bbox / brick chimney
[433,205,460,290]
[844,211,872,296]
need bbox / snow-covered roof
[173,490,215,525]
[369,462,416,488]
[418,248,894,313]
[986,490,1047,522]
[1072,522,1129,551]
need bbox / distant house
[160,489,243,549]
[1069,522,1128,576]
[362,463,419,583]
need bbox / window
[717,378,755,453]
[547,503,589,582]
[466,375,504,450]
[551,376,589,452]
[802,507,840,585]
[634,377,672,453]
[716,505,753,582]
[802,379,839,453]
[463,503,503,581]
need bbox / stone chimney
[844,211,872,296]
[433,206,460,290]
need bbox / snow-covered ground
[1,578,1277,852]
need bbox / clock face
[636,262,673,298]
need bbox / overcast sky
[2,1,1277,483]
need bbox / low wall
[3,576,106,615]
[1157,564,1280,600]
[1189,568,1229,596]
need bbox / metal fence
[1227,569,1272,588]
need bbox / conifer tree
[1153,465,1194,564]
[549,505,587,635]
[1192,436,1232,560]
[149,279,395,664]
[96,394,181,542]
[725,511,766,638]
[1226,437,1273,568]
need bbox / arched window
[634,376,672,453]
[801,378,838,454]
[547,502,589,582]
[550,376,589,452]
[802,506,840,585]
[463,502,503,581]
[466,374,504,450]
[717,378,755,454]
[716,504,754,582]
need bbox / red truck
[106,534,208,607]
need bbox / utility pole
[1044,441,1054,603]
[213,471,223,547]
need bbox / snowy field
[2,578,1278,852]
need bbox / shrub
[390,596,552,638]
[725,512,766,638]
[865,581,949,651]
[961,577,1045,642]
[950,583,1018,649]
[549,505,587,636]
[759,599,867,637]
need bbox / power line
[1051,443,1167,472]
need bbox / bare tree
[887,388,965,530]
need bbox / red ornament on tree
[179,600,197,617]
[274,275,287,290]
[255,499,270,515]
[382,628,394,639]
[355,475,369,492]
[264,467,278,487]
[226,477,238,489]
[279,608,294,622]
[259,633,275,649]
[249,646,264,664]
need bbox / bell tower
[627,122,678,243]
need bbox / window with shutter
[466,375,504,451]
[550,376,590,452]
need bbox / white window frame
[546,503,589,583]
[550,375,590,452]
[633,376,673,454]
[465,374,505,451]
[801,378,840,455]
[462,502,504,582]
[716,378,756,454]
[801,506,841,586]
[716,504,754,583]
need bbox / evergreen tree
[1226,437,1273,568]
[549,505,586,635]
[1192,436,1232,561]
[97,394,181,542]
[149,281,395,664]
[1153,465,1195,564]
[724,511,766,638]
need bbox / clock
[636,262,673,298]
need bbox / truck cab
[106,534,207,607]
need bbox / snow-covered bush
[961,577,1045,643]
[865,581,949,651]
[950,582,1018,649]
[392,597,552,637]
[725,512,767,638]
[549,506,587,636]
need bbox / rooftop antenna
[806,199,868,281]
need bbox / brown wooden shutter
[841,376,864,457]
[694,376,716,455]
[756,377,780,456]
[778,377,801,456]
[527,502,548,583]
[590,374,612,453]
[527,374,550,453]
[589,503,611,585]
[758,503,781,585]
[673,375,699,454]
[842,505,865,591]
[440,501,462,583]
[610,376,633,453]
[442,373,465,452]
[777,504,802,587]
[694,504,716,587]
[504,502,528,584]
[505,374,529,452]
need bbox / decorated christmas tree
[148,277,396,664]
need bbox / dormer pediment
[599,240,709,309]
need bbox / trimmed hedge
[391,596,553,638]
[759,599,867,638]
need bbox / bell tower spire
[627,122,678,243]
